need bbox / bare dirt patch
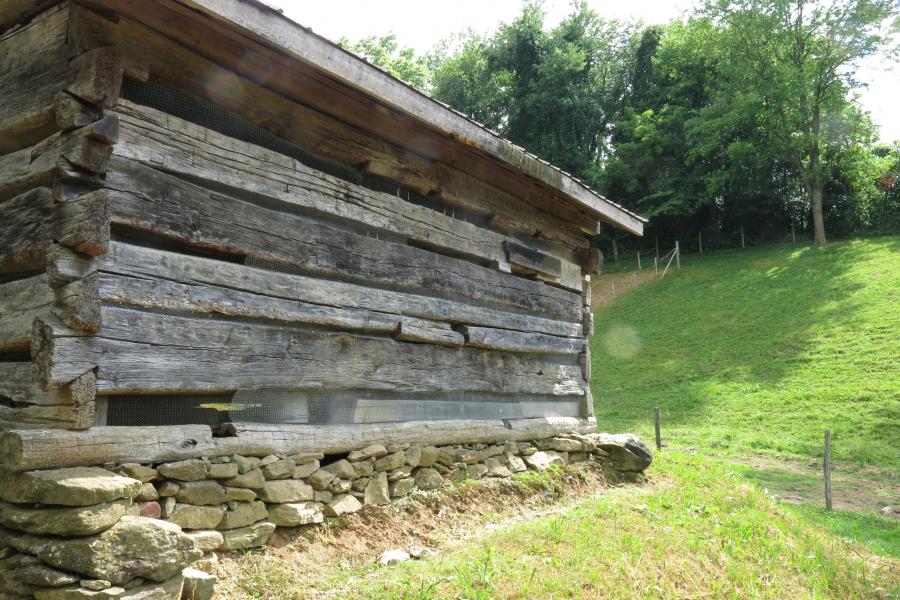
[735,454,900,516]
[591,270,657,310]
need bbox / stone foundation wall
[0,433,652,600]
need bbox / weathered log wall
[0,3,596,440]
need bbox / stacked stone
[0,467,203,600]
[0,433,652,600]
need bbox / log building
[0,0,644,471]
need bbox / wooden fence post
[740,226,745,249]
[611,281,617,298]
[637,251,642,271]
[654,407,661,451]
[675,241,681,270]
[655,236,659,259]
[654,257,659,280]
[632,271,637,288]
[698,231,703,254]
[824,430,833,510]
[792,224,796,244]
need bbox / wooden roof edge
[174,0,646,236]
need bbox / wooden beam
[104,157,581,320]
[0,363,95,430]
[163,0,643,234]
[94,242,582,339]
[0,188,109,275]
[504,241,563,278]
[460,326,584,356]
[60,3,596,251]
[110,102,583,292]
[0,424,214,470]
[0,416,595,471]
[393,318,464,347]
[34,307,586,397]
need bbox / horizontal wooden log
[0,424,214,470]
[0,364,95,430]
[217,417,597,457]
[393,318,464,347]
[460,326,584,356]
[0,124,112,202]
[47,244,98,287]
[0,188,110,275]
[72,8,591,253]
[504,241,562,278]
[110,102,583,292]
[0,416,595,471]
[0,275,54,352]
[93,242,581,338]
[34,307,586,397]
[103,157,581,320]
[0,5,71,153]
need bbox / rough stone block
[347,445,387,461]
[413,468,444,490]
[322,460,355,480]
[217,501,267,530]
[291,461,319,479]
[261,459,296,481]
[257,480,313,503]
[364,472,390,506]
[0,499,130,536]
[223,469,265,490]
[267,502,325,527]
[0,468,141,506]
[168,505,225,530]
[157,460,207,482]
[184,530,224,553]
[182,567,216,600]
[206,463,240,480]
[175,482,225,506]
[219,521,276,551]
[374,452,405,472]
[324,494,361,517]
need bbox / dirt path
[591,270,657,310]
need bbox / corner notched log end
[55,189,111,256]
[52,273,101,332]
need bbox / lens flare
[601,324,641,359]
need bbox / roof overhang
[2,0,646,236]
[176,0,645,236]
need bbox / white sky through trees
[267,0,898,143]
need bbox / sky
[266,0,899,143]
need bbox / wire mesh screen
[105,389,581,426]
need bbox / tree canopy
[343,0,900,250]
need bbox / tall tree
[704,0,898,245]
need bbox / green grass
[784,504,900,559]
[591,237,900,470]
[336,453,899,599]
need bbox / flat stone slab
[0,468,142,506]
[257,480,313,503]
[6,517,200,585]
[267,502,324,527]
[168,504,225,530]
[217,501,267,530]
[0,499,130,536]
[219,521,276,551]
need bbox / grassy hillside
[333,454,898,599]
[591,237,900,470]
